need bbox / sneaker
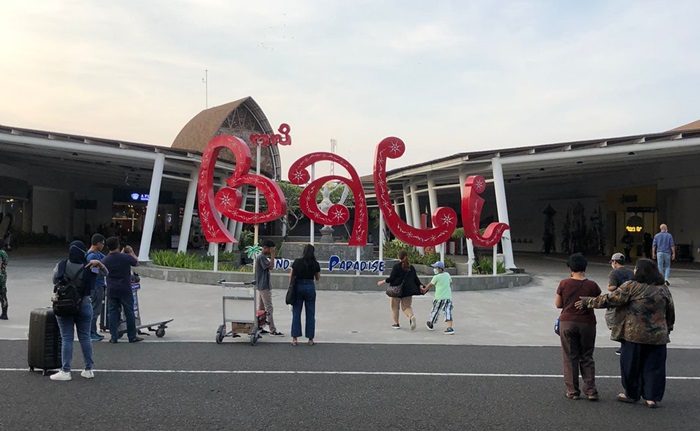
[410,316,416,331]
[391,323,400,329]
[444,327,455,335]
[665,280,670,286]
[259,328,270,334]
[425,321,434,331]
[50,370,72,381]
[91,334,104,342]
[129,337,144,343]
[587,393,599,401]
[80,369,94,379]
[269,331,284,336]
[615,348,621,356]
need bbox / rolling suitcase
[28,308,62,375]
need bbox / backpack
[52,260,85,316]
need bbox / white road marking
[2,368,699,379]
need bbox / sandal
[617,393,637,404]
[646,401,660,409]
[308,339,315,346]
[292,338,297,346]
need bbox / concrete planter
[137,263,531,292]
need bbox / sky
[2,0,699,179]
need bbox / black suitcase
[28,308,62,375]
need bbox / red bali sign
[197,135,286,243]
[197,130,508,249]
[288,152,368,246]
[373,137,458,246]
[249,123,291,147]
[461,175,509,247]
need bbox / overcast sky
[2,0,698,178]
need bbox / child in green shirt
[421,261,454,334]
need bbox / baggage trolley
[215,280,266,345]
[100,280,173,339]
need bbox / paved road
[1,248,698,430]
[1,341,699,430]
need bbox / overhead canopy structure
[0,96,281,261]
[363,123,700,268]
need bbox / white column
[402,183,413,227]
[467,239,474,276]
[491,157,515,269]
[225,218,235,252]
[310,164,315,245]
[427,175,444,258]
[458,170,467,256]
[178,171,198,253]
[138,152,165,261]
[378,209,384,275]
[253,145,261,246]
[234,186,248,240]
[409,180,423,254]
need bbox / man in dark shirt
[102,236,142,343]
[606,252,634,355]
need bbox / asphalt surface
[1,247,699,430]
[1,341,699,430]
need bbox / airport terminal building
[1,97,699,266]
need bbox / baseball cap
[431,261,445,269]
[610,252,625,263]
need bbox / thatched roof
[171,97,281,179]
[671,119,700,132]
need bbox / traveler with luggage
[50,240,107,381]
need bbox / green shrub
[150,250,249,272]
[451,228,464,239]
[472,258,507,274]
[238,230,254,251]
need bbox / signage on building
[130,193,149,202]
[197,129,509,248]
[273,255,386,273]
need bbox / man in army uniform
[0,238,9,319]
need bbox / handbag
[385,282,403,298]
[555,281,585,335]
[285,276,296,305]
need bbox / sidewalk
[1,247,698,348]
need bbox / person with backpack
[607,252,634,355]
[50,240,107,381]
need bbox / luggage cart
[216,280,265,345]
[100,280,173,339]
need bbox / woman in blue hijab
[50,240,107,381]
